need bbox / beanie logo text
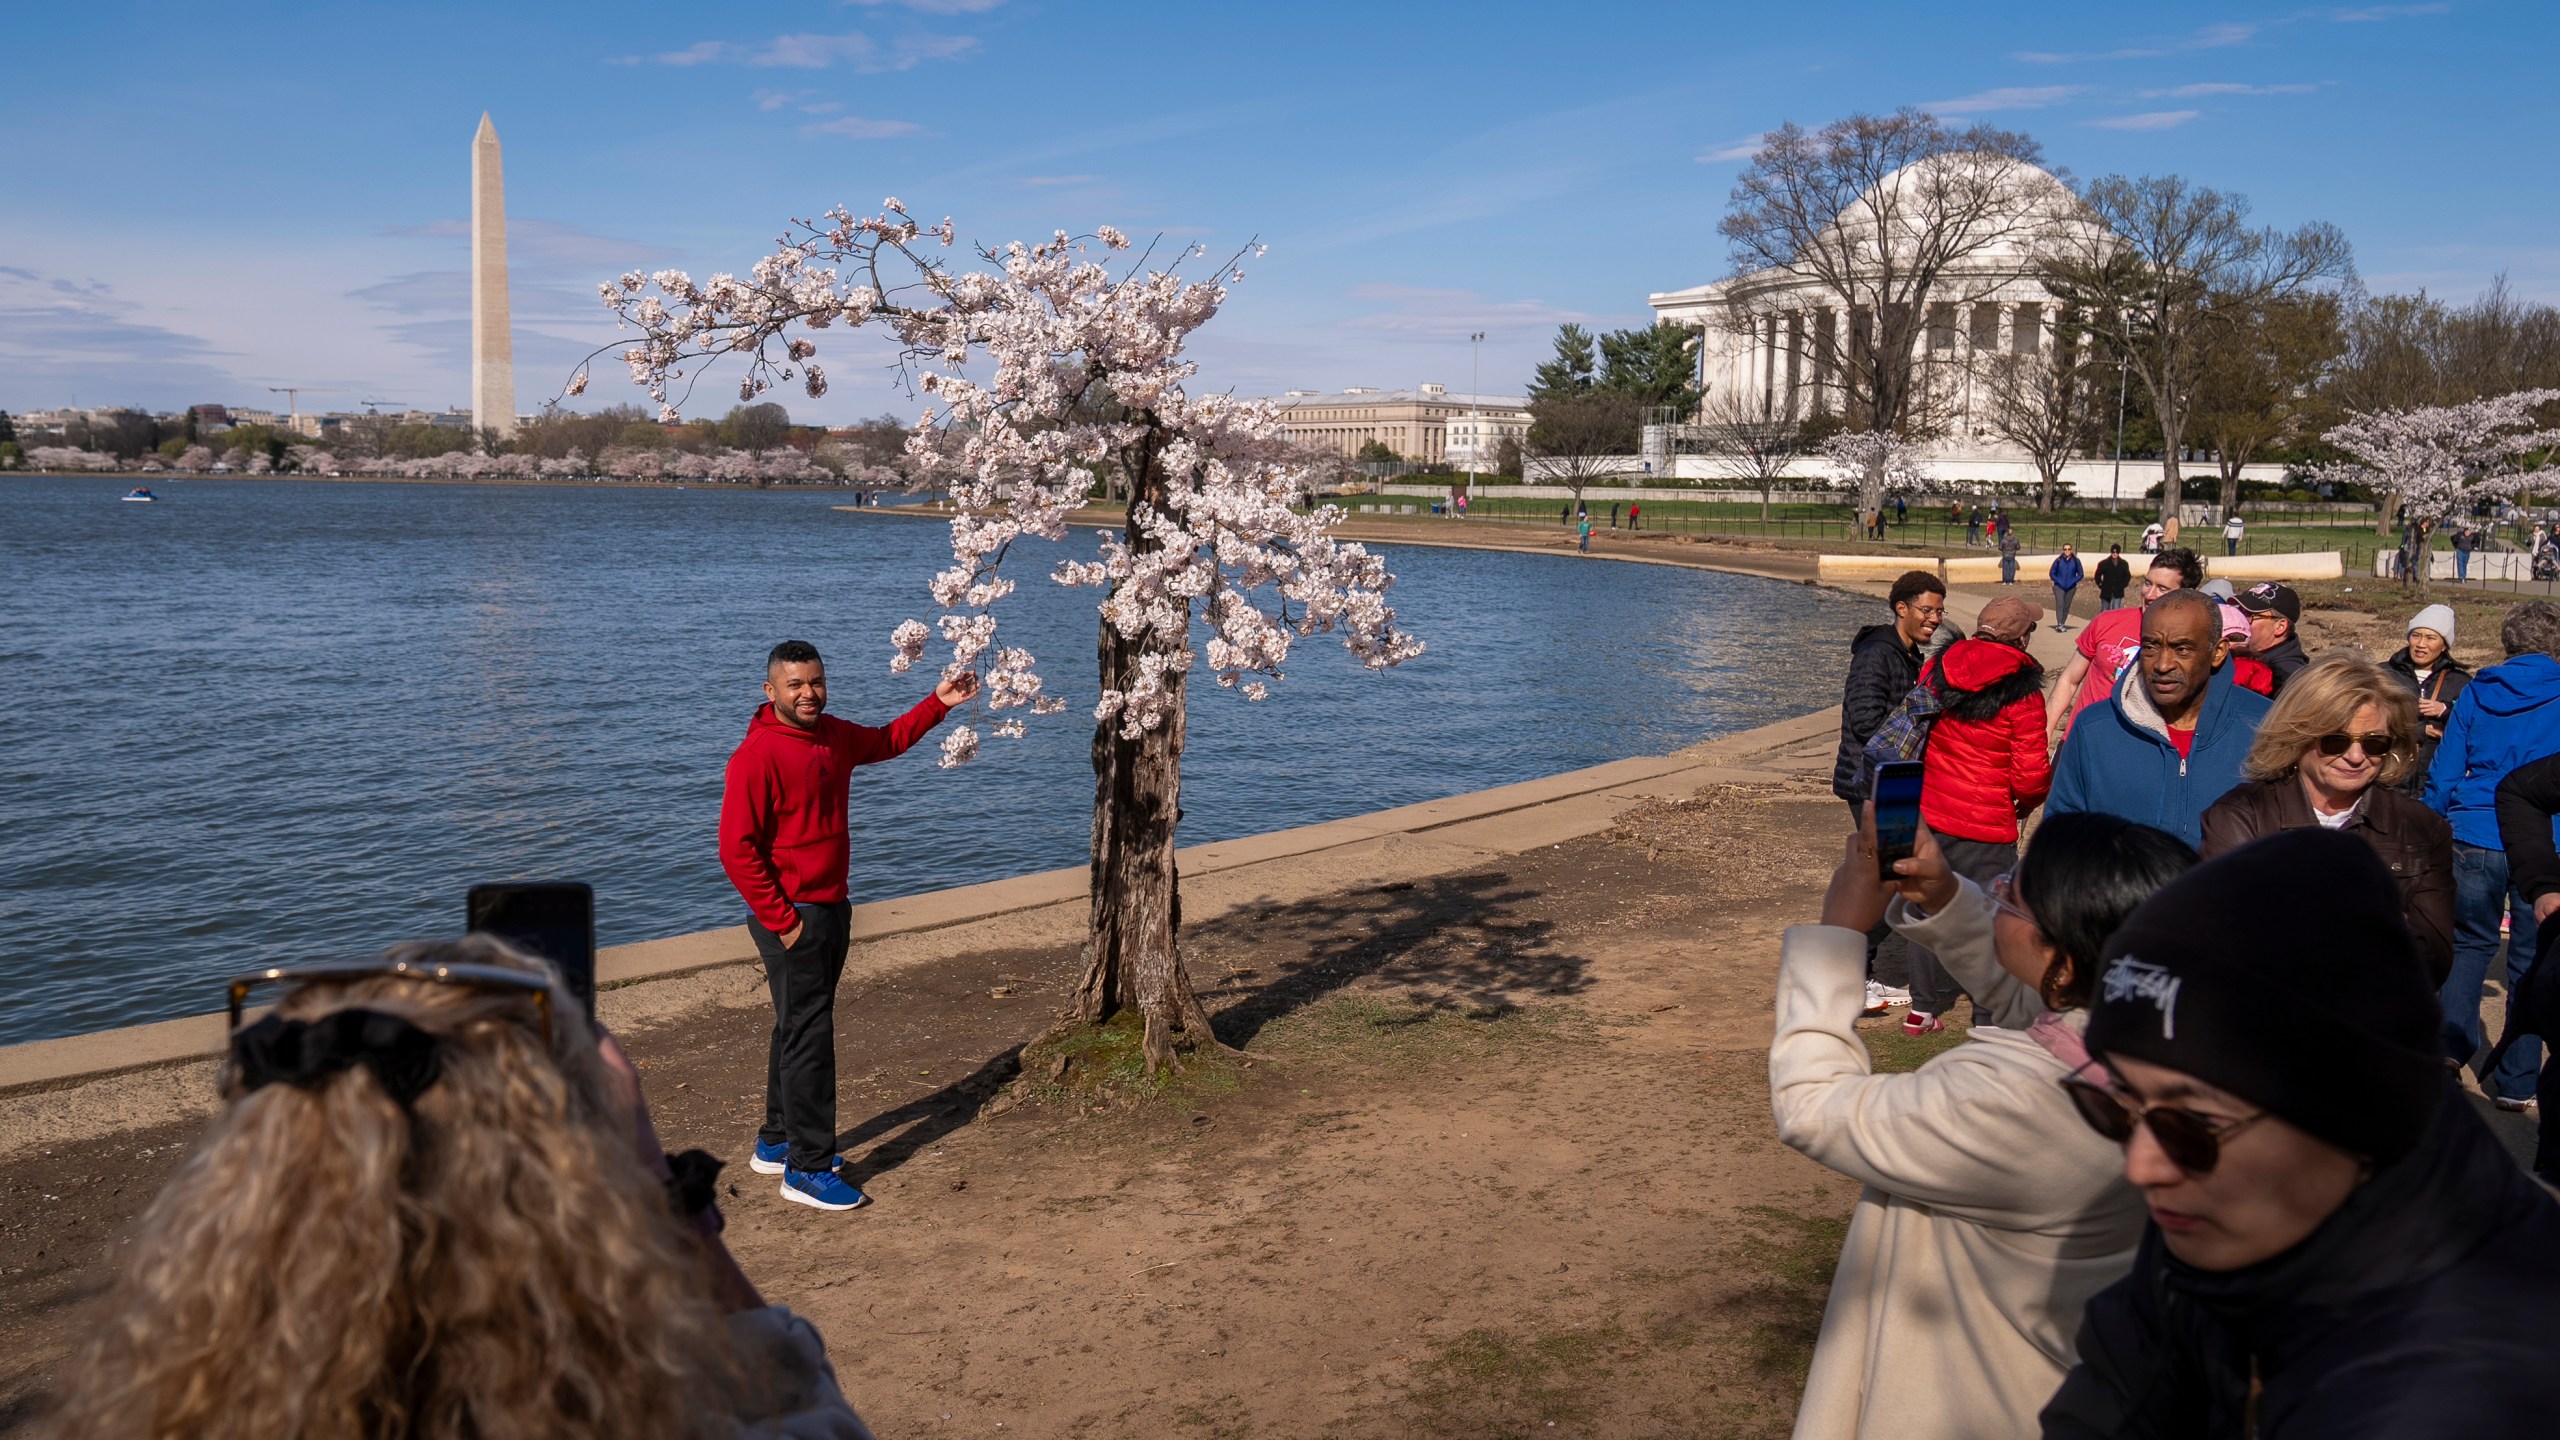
[2102,956,2183,1040]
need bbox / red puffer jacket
[1920,639,2052,844]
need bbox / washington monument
[471,113,515,441]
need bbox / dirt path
[0,767,1951,1437]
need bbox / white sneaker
[1864,980,1912,1015]
[2494,1095,2540,1115]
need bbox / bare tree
[2037,174,2352,527]
[1717,109,2065,487]
[1974,319,2107,513]
[1525,391,1640,511]
[1689,385,1810,519]
[2191,293,2344,517]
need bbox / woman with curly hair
[38,935,872,1440]
[2198,654,2455,986]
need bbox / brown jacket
[2199,778,2456,986]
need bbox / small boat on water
[121,487,158,503]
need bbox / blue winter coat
[2421,652,2560,849]
[2050,554,2085,591]
[2048,661,2271,848]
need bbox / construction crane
[266,385,333,434]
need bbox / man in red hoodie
[722,639,978,1212]
[1903,595,2053,1034]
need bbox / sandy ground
[2,758,1947,1437]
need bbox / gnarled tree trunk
[1066,442,1222,1074]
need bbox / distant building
[1267,384,1531,465]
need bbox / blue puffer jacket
[2050,553,2085,591]
[2422,652,2560,849]
[2048,661,2271,847]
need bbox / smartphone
[1871,761,1926,881]
[467,882,596,1018]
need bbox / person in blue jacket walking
[2049,590,2272,848]
[2422,599,2560,1109]
[2049,544,2086,633]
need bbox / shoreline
[0,512,1956,1107]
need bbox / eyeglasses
[225,959,557,1048]
[2060,1065,2268,1175]
[2314,732,2400,759]
[1987,871,2037,927]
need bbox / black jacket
[2199,779,2455,986]
[2043,1083,2560,1439]
[2384,646,2473,796]
[2255,634,2310,692]
[1833,622,1924,801]
[2094,554,2133,598]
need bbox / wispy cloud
[844,0,1005,12]
[2088,110,2202,131]
[2021,5,2445,62]
[619,30,977,72]
[802,115,924,139]
[0,266,237,395]
[1339,283,1601,343]
[1695,133,1767,163]
[2138,81,2319,97]
[2332,4,2450,20]
[2018,21,2259,63]
[1921,85,2083,115]
[1017,174,1100,187]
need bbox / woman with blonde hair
[2199,654,2455,984]
[39,936,873,1440]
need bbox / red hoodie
[1919,638,2052,844]
[719,694,949,934]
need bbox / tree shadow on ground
[1193,867,1590,1050]
[825,865,1588,1184]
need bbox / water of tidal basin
[0,475,1872,1044]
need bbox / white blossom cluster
[1819,430,1926,504]
[2316,389,2560,527]
[593,204,1424,759]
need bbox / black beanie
[2085,827,2446,1163]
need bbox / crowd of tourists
[1815,556,2560,1436]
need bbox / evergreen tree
[1528,324,1597,402]
[1597,322,1701,414]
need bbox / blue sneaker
[780,1166,869,1212]
[749,1138,790,1175]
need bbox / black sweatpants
[753,899,853,1172]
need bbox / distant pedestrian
[2048,589,2273,847]
[2222,512,2245,556]
[2423,600,2560,1112]
[2139,521,2164,555]
[1628,502,1642,530]
[1578,513,1592,553]
[1610,502,1620,530]
[2455,525,2473,582]
[1998,530,2021,585]
[723,639,977,1211]
[1894,495,1907,527]
[2385,603,2468,795]
[2050,544,2085,632]
[2093,544,2131,611]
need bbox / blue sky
[3,1,2552,423]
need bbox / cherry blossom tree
[589,203,1423,1071]
[2317,388,2560,593]
[1820,429,1925,531]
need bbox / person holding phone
[721,639,978,1212]
[1772,810,2197,1440]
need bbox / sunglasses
[226,959,558,1048]
[2060,1066,2267,1175]
[1987,871,2037,927]
[2315,732,2399,759]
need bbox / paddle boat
[121,487,157,503]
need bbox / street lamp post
[1467,330,1484,507]
[2110,353,2129,514]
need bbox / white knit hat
[2409,603,2456,647]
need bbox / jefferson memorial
[1646,157,2285,499]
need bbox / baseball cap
[2234,581,2301,624]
